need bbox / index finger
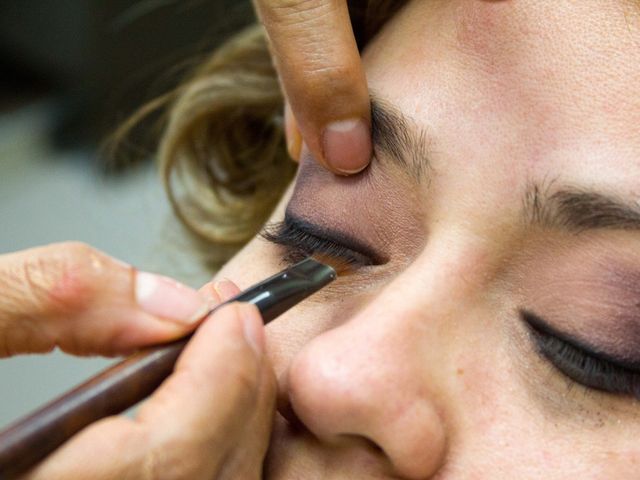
[254,0,372,174]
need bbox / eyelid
[522,310,640,371]
[286,213,385,264]
[521,310,640,398]
[261,220,374,267]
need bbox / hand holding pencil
[0,243,277,479]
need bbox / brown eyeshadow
[514,234,640,364]
[287,153,426,265]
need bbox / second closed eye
[521,309,640,399]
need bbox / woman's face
[217,1,640,478]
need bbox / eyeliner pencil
[0,257,339,480]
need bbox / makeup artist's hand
[0,242,210,357]
[253,0,372,174]
[0,243,276,479]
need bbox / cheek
[448,335,640,478]
[453,352,506,426]
[447,355,572,477]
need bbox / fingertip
[134,271,208,325]
[212,279,241,300]
[322,118,372,175]
[176,302,264,380]
[198,282,222,306]
[200,302,264,357]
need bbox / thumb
[0,242,209,357]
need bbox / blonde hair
[120,1,406,267]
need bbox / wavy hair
[119,1,407,267]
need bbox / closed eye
[521,310,640,399]
[261,216,376,268]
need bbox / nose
[283,279,448,479]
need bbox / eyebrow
[525,182,640,232]
[370,96,432,178]
[370,97,640,233]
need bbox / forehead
[361,0,640,201]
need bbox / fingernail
[322,118,372,174]
[135,272,209,324]
[213,279,241,301]
[239,304,265,356]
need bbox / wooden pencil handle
[0,338,189,480]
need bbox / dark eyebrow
[370,96,432,179]
[370,99,640,232]
[525,182,640,232]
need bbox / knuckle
[288,62,362,118]
[302,62,353,90]
[141,441,182,480]
[139,426,215,480]
[136,423,182,480]
[26,242,103,315]
[266,0,334,26]
[140,438,182,480]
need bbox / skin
[3,1,639,478]
[214,0,640,478]
[0,244,276,479]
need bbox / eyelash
[522,310,640,400]
[261,221,372,267]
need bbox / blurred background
[0,0,254,427]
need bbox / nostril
[340,433,384,455]
[361,436,384,455]
[276,369,307,431]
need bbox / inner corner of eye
[519,309,543,328]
